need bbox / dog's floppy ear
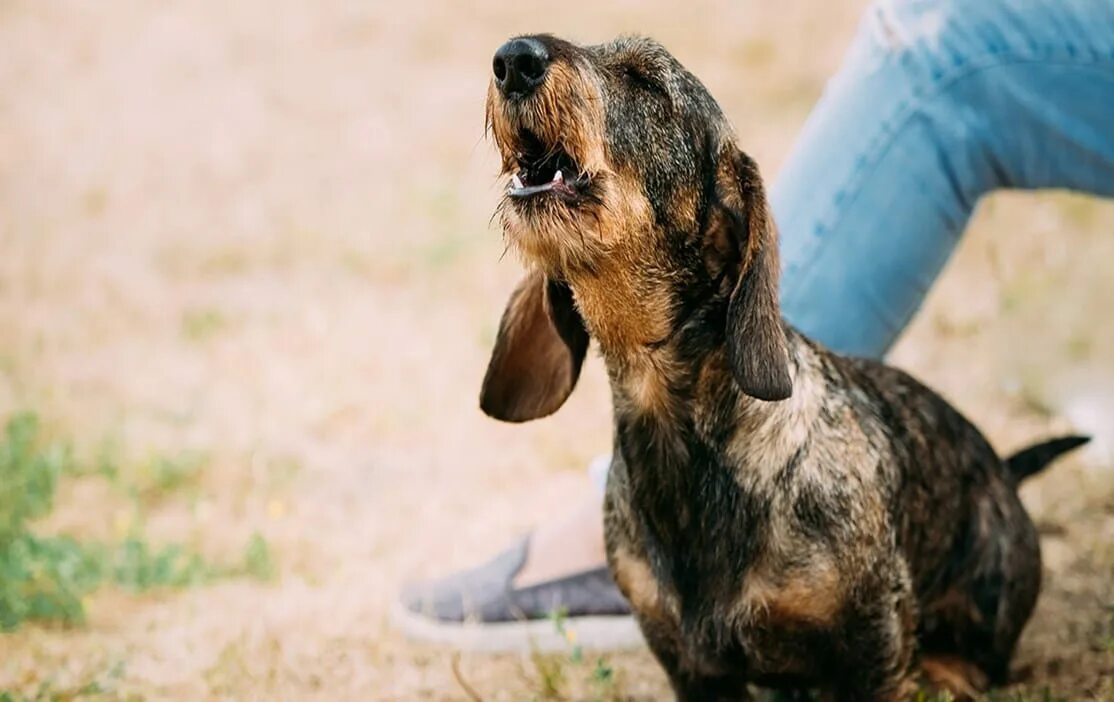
[717,147,792,401]
[480,271,590,422]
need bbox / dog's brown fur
[479,34,1087,701]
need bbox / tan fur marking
[921,655,988,701]
[611,549,674,623]
[622,353,680,418]
[558,167,667,353]
[670,183,699,234]
[570,268,669,353]
[739,561,844,627]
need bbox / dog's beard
[497,192,609,276]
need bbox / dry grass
[0,0,1110,699]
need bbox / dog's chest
[613,532,844,680]
[609,437,850,680]
[607,371,868,678]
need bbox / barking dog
[479,34,1087,701]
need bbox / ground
[0,1,1111,700]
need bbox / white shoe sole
[390,600,645,653]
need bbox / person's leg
[774,0,1114,356]
[397,0,1114,650]
[511,478,606,587]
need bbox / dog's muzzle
[491,38,591,204]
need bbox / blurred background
[0,1,1110,699]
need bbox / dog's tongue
[509,181,555,197]
[509,169,565,197]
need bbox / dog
[478,34,1087,701]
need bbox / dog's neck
[568,266,819,473]
[609,333,815,451]
[563,251,676,354]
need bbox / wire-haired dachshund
[478,33,1087,701]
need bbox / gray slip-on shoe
[392,536,643,652]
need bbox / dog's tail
[1005,435,1090,483]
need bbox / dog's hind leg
[919,483,1043,695]
[919,655,988,701]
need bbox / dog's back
[801,338,1084,691]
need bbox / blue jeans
[774,0,1114,359]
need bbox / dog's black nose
[493,38,549,99]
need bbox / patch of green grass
[1065,330,1094,361]
[240,531,277,583]
[0,412,276,632]
[533,607,621,701]
[109,538,212,592]
[0,413,89,630]
[181,307,227,342]
[85,437,207,505]
[589,656,617,701]
[0,659,127,701]
[0,533,102,630]
[529,650,567,699]
[126,451,207,504]
[0,413,68,542]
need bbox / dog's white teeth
[511,174,525,189]
[553,169,564,183]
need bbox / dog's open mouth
[507,129,586,202]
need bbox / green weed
[0,413,276,632]
[241,531,277,583]
[181,307,227,341]
[126,451,207,504]
[0,659,126,701]
[533,607,620,701]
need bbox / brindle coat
[479,34,1087,701]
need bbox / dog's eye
[622,65,666,97]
